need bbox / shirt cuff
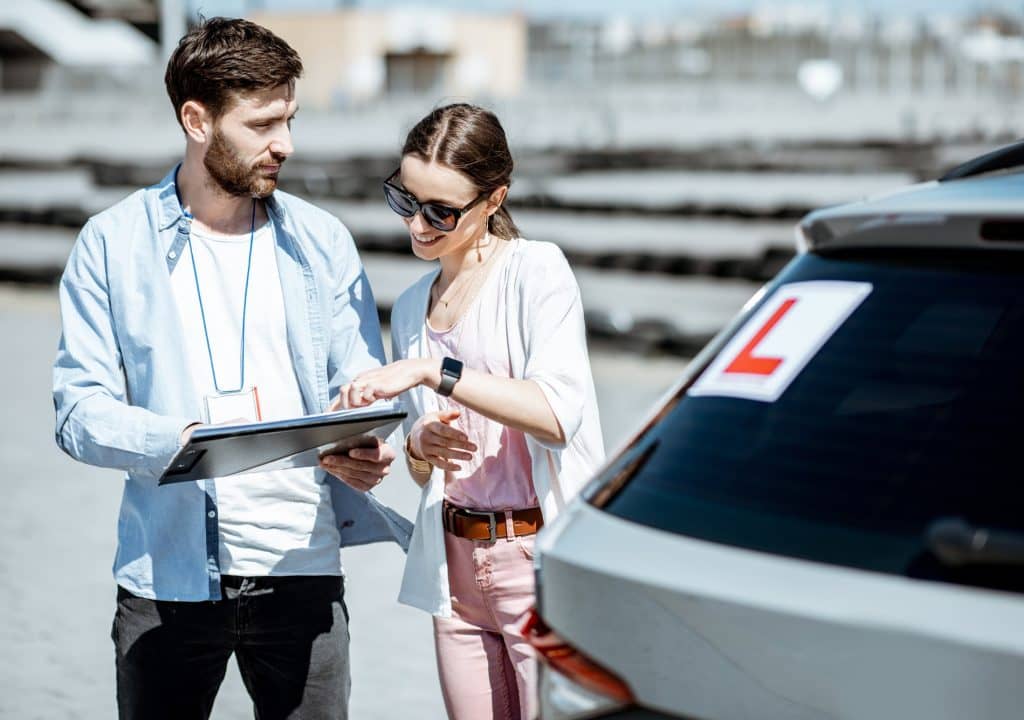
[138,413,200,479]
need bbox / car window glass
[599,253,1024,595]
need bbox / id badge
[204,386,262,424]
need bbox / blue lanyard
[185,199,257,394]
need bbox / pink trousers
[433,528,538,720]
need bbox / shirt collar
[156,164,184,232]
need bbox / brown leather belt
[442,499,544,542]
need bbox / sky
[194,0,1024,20]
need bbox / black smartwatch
[436,357,463,397]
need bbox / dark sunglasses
[383,169,488,232]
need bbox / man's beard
[204,128,283,198]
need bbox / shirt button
[168,250,177,259]
[208,510,216,518]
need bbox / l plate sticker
[688,281,872,403]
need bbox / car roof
[799,141,1024,253]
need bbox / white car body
[537,501,1024,719]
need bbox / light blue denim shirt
[53,166,412,601]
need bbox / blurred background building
[6,1,1024,101]
[0,0,157,92]
[6,0,1024,347]
[251,8,526,106]
[527,7,1024,97]
[3,0,1024,348]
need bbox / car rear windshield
[598,250,1024,594]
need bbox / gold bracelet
[404,434,432,475]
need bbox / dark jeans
[112,575,350,720]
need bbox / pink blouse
[425,259,538,512]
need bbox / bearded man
[52,17,410,720]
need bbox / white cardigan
[392,238,605,617]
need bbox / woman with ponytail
[335,103,604,720]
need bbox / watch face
[441,357,464,378]
[437,356,463,397]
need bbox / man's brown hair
[164,17,303,128]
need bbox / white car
[523,143,1024,720]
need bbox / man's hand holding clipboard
[316,393,398,492]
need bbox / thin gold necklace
[432,234,501,312]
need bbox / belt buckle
[463,508,498,543]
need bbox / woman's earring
[477,224,492,262]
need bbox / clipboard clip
[163,447,207,478]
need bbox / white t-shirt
[171,219,341,576]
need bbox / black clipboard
[159,402,406,485]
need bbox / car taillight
[519,607,635,704]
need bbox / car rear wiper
[926,517,1024,567]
